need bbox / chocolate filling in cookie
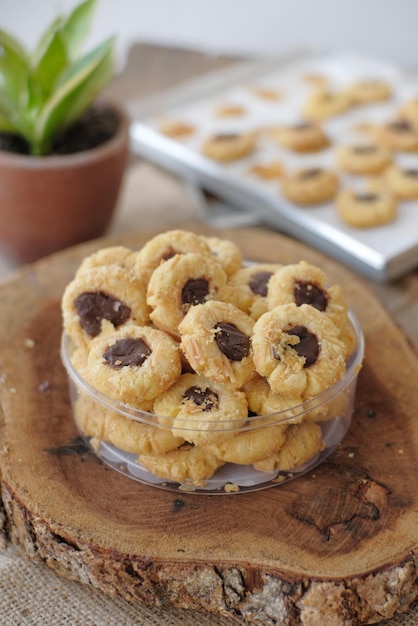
[249,271,273,297]
[299,168,322,180]
[213,133,240,141]
[404,168,418,177]
[181,278,209,310]
[183,386,219,411]
[74,291,131,337]
[352,145,377,154]
[214,322,250,361]
[387,120,413,133]
[287,326,319,368]
[354,193,378,203]
[294,280,328,312]
[103,337,151,369]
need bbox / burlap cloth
[0,162,417,625]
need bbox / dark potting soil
[0,106,120,156]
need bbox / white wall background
[2,0,418,73]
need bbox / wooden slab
[0,226,417,626]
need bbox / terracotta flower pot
[0,101,130,265]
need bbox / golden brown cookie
[345,79,392,105]
[85,324,182,405]
[266,261,348,335]
[335,188,397,228]
[336,143,392,175]
[385,164,418,199]
[248,160,284,180]
[253,421,323,472]
[202,235,243,277]
[227,263,283,321]
[76,246,137,275]
[303,88,352,121]
[249,86,283,101]
[154,372,248,445]
[281,167,339,206]
[202,419,288,465]
[215,103,246,117]
[252,303,346,399]
[243,375,304,419]
[147,252,228,337]
[367,119,418,152]
[74,394,184,455]
[137,443,225,487]
[62,265,150,350]
[159,120,195,139]
[179,300,255,389]
[270,121,330,153]
[133,229,212,284]
[399,98,418,125]
[201,131,256,162]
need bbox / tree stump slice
[0,226,417,626]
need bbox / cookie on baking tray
[281,167,339,206]
[159,119,195,139]
[270,121,330,153]
[336,143,392,175]
[345,78,392,105]
[366,119,418,152]
[335,188,397,228]
[248,160,284,181]
[201,131,256,162]
[215,103,247,117]
[303,88,352,121]
[385,164,418,199]
[399,98,418,125]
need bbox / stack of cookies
[62,229,359,488]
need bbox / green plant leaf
[61,0,97,61]
[32,16,64,66]
[32,36,115,154]
[31,29,69,99]
[0,87,32,137]
[0,89,16,132]
[0,29,28,62]
[0,33,30,107]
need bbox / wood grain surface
[0,225,417,626]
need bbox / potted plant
[0,0,130,264]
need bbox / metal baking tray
[128,51,418,281]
